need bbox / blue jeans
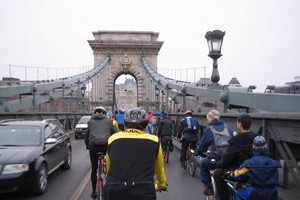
[200,155,220,187]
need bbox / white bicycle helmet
[94,106,107,114]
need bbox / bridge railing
[0,57,110,112]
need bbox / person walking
[214,113,257,200]
[104,108,167,200]
[85,106,117,199]
[224,135,281,200]
[197,109,234,195]
[157,111,173,151]
[178,110,200,168]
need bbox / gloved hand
[223,171,233,180]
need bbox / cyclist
[157,111,173,152]
[215,113,257,200]
[149,114,158,135]
[178,110,200,168]
[224,135,280,200]
[197,109,234,195]
[85,106,117,199]
[115,109,125,131]
[104,108,167,200]
[107,110,119,132]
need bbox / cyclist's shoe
[155,183,168,192]
[90,192,97,199]
[203,186,214,195]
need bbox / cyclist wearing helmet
[104,108,167,200]
[178,110,200,168]
[85,106,117,199]
[107,110,119,132]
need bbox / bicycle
[184,144,198,176]
[95,152,106,200]
[161,136,173,164]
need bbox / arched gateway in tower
[88,31,163,111]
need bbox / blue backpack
[184,117,199,133]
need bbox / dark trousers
[104,182,156,200]
[200,155,220,188]
[118,124,125,131]
[89,144,107,193]
[180,140,197,163]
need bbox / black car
[0,119,72,195]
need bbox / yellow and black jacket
[104,128,166,199]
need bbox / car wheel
[61,147,72,170]
[31,163,48,195]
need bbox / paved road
[0,135,296,200]
[78,140,207,200]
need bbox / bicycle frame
[95,152,106,200]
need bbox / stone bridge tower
[88,31,163,111]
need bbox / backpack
[184,117,199,133]
[209,124,231,157]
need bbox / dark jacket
[178,116,199,142]
[157,117,173,138]
[229,152,281,200]
[197,119,234,157]
[85,114,116,147]
[218,131,257,170]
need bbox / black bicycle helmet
[125,108,149,130]
[94,106,107,114]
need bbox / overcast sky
[1,0,299,92]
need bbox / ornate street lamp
[80,85,86,112]
[205,30,225,84]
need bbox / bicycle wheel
[188,160,196,176]
[96,168,101,200]
[211,175,218,200]
[165,145,170,164]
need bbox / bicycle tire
[188,161,196,176]
[96,167,101,200]
[211,175,218,200]
[96,156,106,200]
[165,145,170,164]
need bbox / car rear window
[0,125,42,146]
[78,116,91,124]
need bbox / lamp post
[155,88,160,114]
[80,85,86,112]
[205,30,225,85]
